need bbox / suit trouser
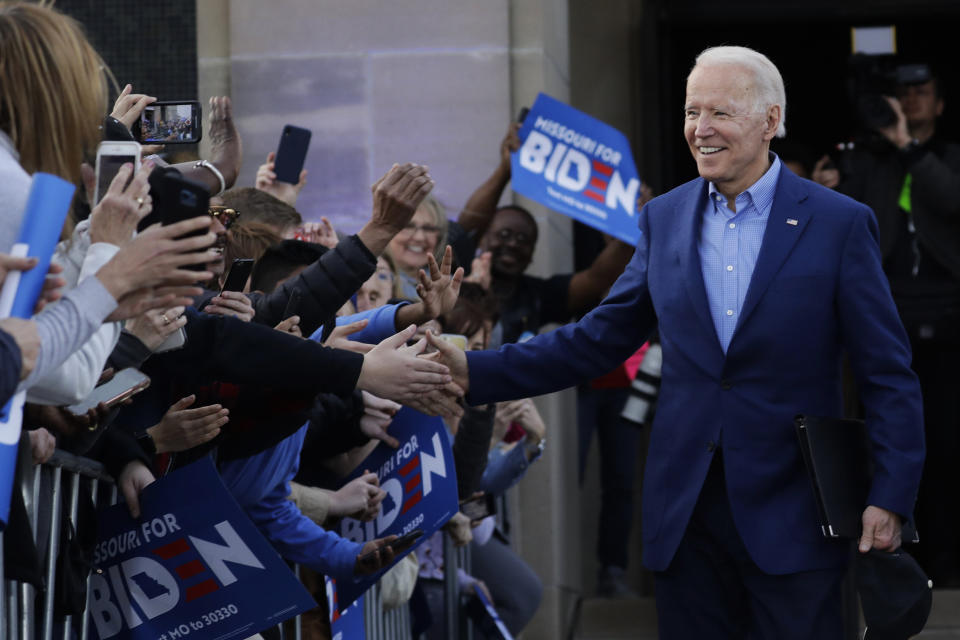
[654,452,845,640]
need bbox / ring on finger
[161,314,170,324]
[136,196,145,205]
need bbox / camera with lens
[849,55,933,133]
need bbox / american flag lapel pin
[786,218,798,226]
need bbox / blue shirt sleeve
[479,443,540,496]
[312,302,409,344]
[239,460,364,581]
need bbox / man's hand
[859,505,902,553]
[811,155,840,189]
[146,395,229,454]
[417,246,464,320]
[255,151,307,207]
[329,472,386,521]
[496,398,545,442]
[878,96,912,150]
[118,459,155,519]
[465,251,492,289]
[0,318,39,380]
[108,286,204,323]
[404,384,465,421]
[204,291,255,322]
[357,163,435,256]
[28,428,56,465]
[425,330,470,396]
[324,319,374,354]
[124,306,187,351]
[355,536,398,576]
[110,84,157,129]
[499,122,521,171]
[360,391,401,448]
[356,325,451,403]
[297,218,338,249]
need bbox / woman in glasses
[386,194,448,300]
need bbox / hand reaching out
[297,218,338,249]
[416,246,464,320]
[324,319,374,354]
[359,390,401,448]
[425,330,470,395]
[146,395,229,454]
[274,315,302,337]
[356,325,451,404]
[118,459,155,519]
[256,151,307,207]
[124,306,187,351]
[329,471,387,521]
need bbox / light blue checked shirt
[699,154,782,352]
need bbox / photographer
[814,64,960,586]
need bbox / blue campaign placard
[510,93,642,245]
[325,577,365,640]
[334,407,459,610]
[89,458,315,640]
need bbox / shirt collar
[707,152,781,216]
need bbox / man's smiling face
[683,62,779,200]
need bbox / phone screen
[96,152,137,205]
[140,103,200,143]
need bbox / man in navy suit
[428,46,925,638]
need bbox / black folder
[794,415,871,538]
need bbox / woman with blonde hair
[385,193,448,300]
[0,1,219,403]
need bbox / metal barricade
[1,450,417,640]
[0,449,116,640]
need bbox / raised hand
[110,84,156,130]
[88,160,155,246]
[357,163,435,256]
[465,251,492,289]
[356,325,451,404]
[297,218,338,249]
[146,395,229,454]
[255,150,307,207]
[417,246,464,319]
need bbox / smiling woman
[386,194,448,300]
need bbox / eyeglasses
[399,223,441,237]
[493,227,532,245]
[208,206,240,229]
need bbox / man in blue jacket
[428,46,925,638]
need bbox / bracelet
[195,159,226,197]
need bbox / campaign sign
[511,93,642,245]
[90,458,315,640]
[335,407,459,610]
[325,577,365,640]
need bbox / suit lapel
[733,170,810,337]
[676,180,723,352]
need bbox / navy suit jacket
[467,167,925,575]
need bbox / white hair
[693,46,787,138]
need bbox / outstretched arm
[458,122,520,238]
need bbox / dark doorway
[644,0,960,191]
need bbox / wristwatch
[524,436,546,460]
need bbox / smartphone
[282,289,302,320]
[517,106,530,123]
[139,170,212,269]
[274,125,312,184]
[357,529,424,567]
[133,100,202,144]
[66,368,151,416]
[460,493,496,521]
[221,258,255,293]
[94,141,141,205]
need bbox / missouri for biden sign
[511,93,642,245]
